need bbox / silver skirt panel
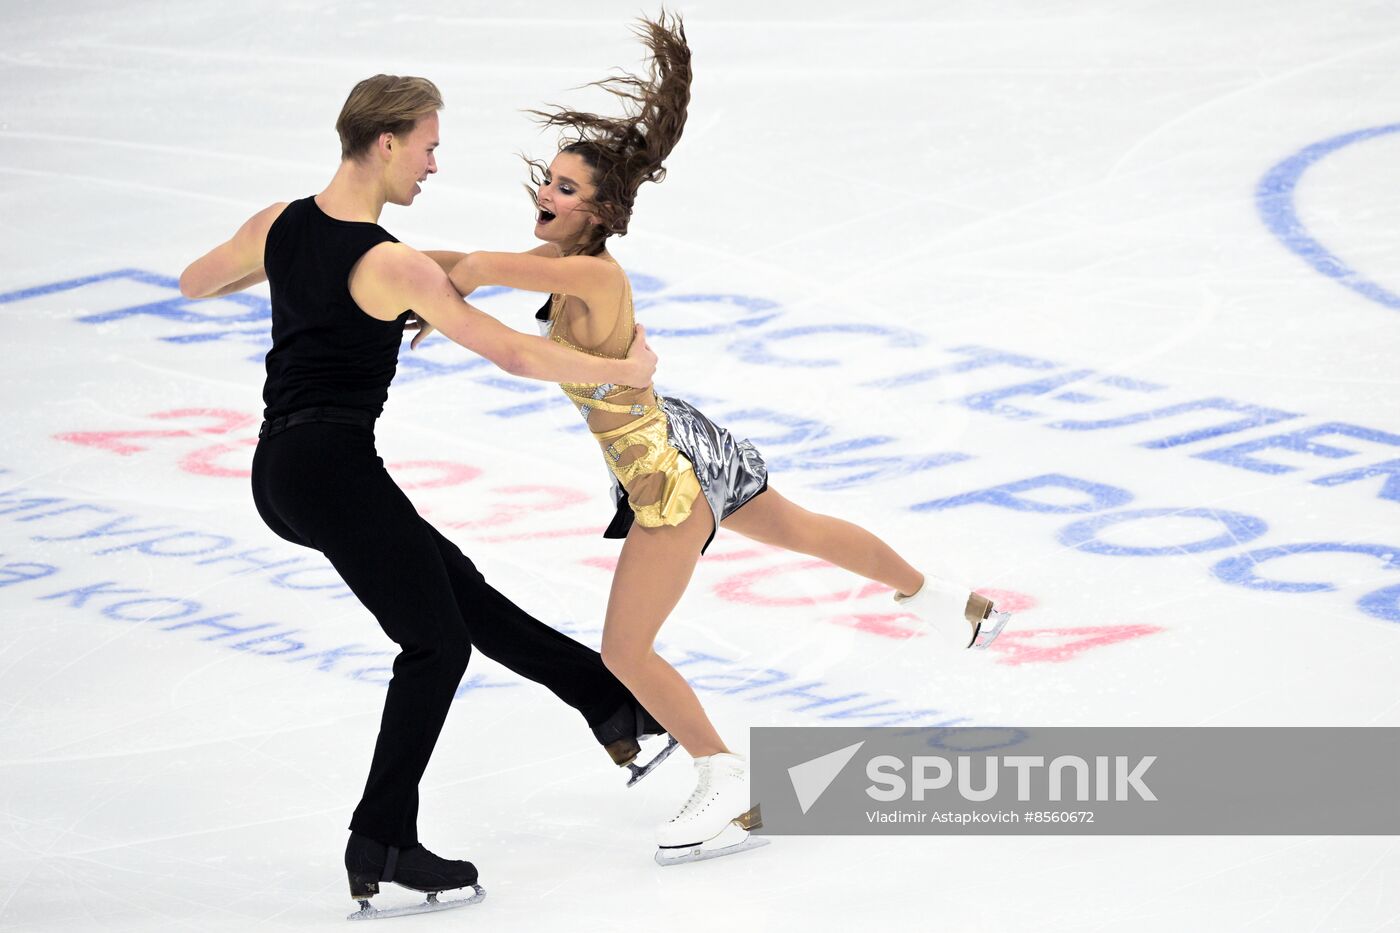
[602,395,768,552]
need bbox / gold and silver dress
[536,270,767,552]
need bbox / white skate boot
[893,574,1012,650]
[654,753,770,866]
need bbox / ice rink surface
[3,1,1400,929]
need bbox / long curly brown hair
[524,11,692,257]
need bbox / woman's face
[533,151,600,246]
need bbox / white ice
[3,1,1399,930]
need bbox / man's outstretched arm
[179,202,288,299]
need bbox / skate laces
[670,764,713,822]
[670,756,749,823]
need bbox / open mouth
[537,208,556,224]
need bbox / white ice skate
[654,752,770,866]
[893,575,1012,650]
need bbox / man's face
[386,111,439,206]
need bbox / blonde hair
[336,75,443,160]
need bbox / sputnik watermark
[787,740,865,814]
[753,727,1400,835]
[866,754,1156,802]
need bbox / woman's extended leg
[599,503,728,758]
[720,485,993,644]
[720,485,923,594]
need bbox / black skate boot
[344,832,484,921]
[591,702,680,787]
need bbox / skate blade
[654,834,770,867]
[971,610,1012,650]
[655,811,769,867]
[626,735,680,787]
[347,885,485,921]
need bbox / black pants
[251,420,631,847]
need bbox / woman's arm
[450,250,618,307]
[421,250,469,275]
[179,202,287,299]
[410,243,571,348]
[352,244,656,387]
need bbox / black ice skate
[592,701,680,786]
[344,832,485,921]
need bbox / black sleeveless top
[261,196,408,420]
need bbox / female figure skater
[423,14,1011,864]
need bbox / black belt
[258,406,378,439]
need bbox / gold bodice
[545,267,700,530]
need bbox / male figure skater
[179,74,664,917]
